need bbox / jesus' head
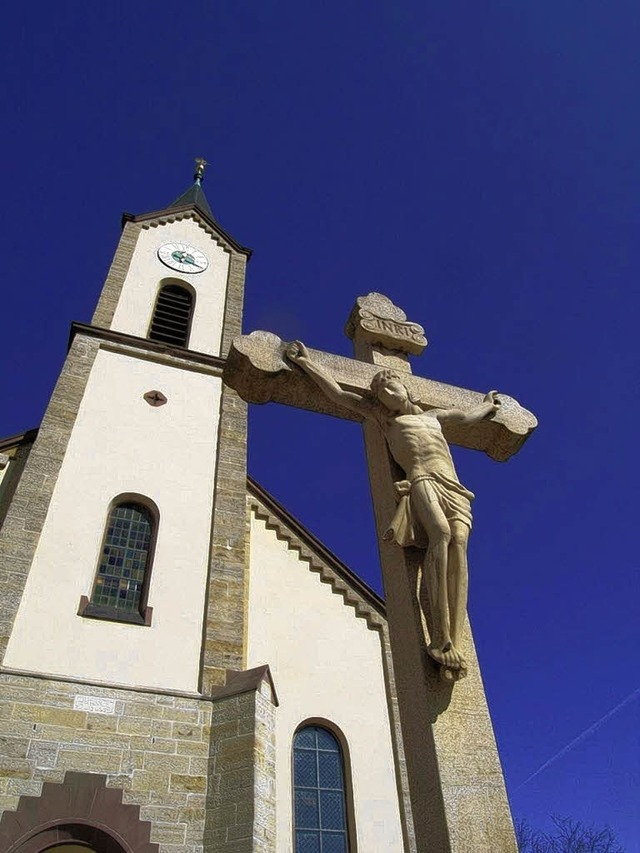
[370,369,412,412]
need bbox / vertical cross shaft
[346,294,517,853]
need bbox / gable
[247,477,385,630]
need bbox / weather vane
[194,157,207,184]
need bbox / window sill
[77,595,153,626]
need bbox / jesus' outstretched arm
[285,341,376,419]
[436,390,501,426]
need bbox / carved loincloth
[383,473,474,548]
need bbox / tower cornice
[121,204,252,259]
[67,321,227,373]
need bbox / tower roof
[167,157,215,220]
[168,180,215,220]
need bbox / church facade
[0,175,415,852]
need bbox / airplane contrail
[515,686,640,790]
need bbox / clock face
[157,242,209,274]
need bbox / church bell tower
[0,160,252,696]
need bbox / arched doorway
[7,823,127,853]
[0,772,158,853]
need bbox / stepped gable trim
[211,664,279,706]
[122,206,252,258]
[68,321,227,373]
[0,770,158,853]
[247,477,386,630]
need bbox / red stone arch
[0,772,158,853]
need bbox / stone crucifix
[224,292,536,681]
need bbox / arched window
[293,724,352,853]
[79,498,157,626]
[148,282,194,348]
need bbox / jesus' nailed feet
[427,642,468,683]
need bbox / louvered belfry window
[148,283,194,347]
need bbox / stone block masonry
[0,672,210,852]
[0,670,277,853]
[201,249,250,694]
[205,678,276,853]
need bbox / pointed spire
[168,157,215,220]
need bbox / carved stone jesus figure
[287,341,501,675]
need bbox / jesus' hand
[286,340,311,366]
[483,390,501,414]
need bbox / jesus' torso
[378,410,459,482]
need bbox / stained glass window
[148,283,194,347]
[90,502,153,613]
[293,725,350,853]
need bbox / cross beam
[222,333,536,462]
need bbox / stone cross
[223,292,536,853]
[224,293,535,462]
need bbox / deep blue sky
[2,2,638,847]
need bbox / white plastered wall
[4,349,221,693]
[110,218,230,356]
[246,512,404,851]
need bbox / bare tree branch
[515,815,624,853]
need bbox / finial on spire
[194,157,207,185]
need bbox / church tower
[0,161,251,697]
